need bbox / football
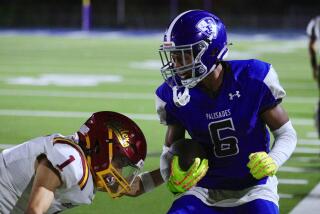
[168,138,208,171]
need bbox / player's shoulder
[227,59,271,82]
[307,16,320,36]
[155,81,173,101]
[46,135,90,190]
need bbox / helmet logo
[108,124,130,148]
[196,17,218,40]
[117,130,130,148]
[105,175,116,186]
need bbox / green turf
[0,34,319,213]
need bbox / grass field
[0,31,319,214]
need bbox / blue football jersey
[155,59,285,190]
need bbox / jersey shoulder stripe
[53,137,89,190]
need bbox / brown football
[168,138,208,171]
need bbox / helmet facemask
[159,40,209,89]
[95,142,144,199]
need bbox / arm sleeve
[307,18,316,37]
[268,120,297,167]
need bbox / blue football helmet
[159,10,228,88]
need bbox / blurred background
[0,0,319,30]
[0,0,320,214]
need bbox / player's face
[170,51,193,80]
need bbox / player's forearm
[139,168,164,193]
[150,168,164,186]
[268,120,297,167]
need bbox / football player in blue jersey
[153,10,297,213]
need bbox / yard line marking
[0,109,314,126]
[279,166,320,173]
[0,89,154,100]
[285,97,317,104]
[290,156,320,163]
[0,89,318,104]
[279,193,293,199]
[298,139,320,145]
[0,109,158,121]
[291,118,313,126]
[278,179,308,185]
[306,132,318,139]
[290,182,320,214]
[294,147,320,154]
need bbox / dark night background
[0,0,319,30]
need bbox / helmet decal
[107,123,130,148]
[196,17,218,40]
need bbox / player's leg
[167,195,223,214]
[236,199,279,214]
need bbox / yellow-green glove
[247,152,278,180]
[167,156,208,194]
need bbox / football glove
[247,152,278,180]
[167,156,208,194]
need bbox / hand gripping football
[167,139,209,194]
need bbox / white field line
[0,109,158,121]
[0,109,314,126]
[290,183,320,214]
[306,132,318,139]
[0,89,154,100]
[279,193,293,199]
[290,156,320,162]
[294,147,320,154]
[285,97,317,104]
[278,179,308,185]
[291,118,313,126]
[0,89,317,104]
[279,166,320,173]
[297,139,320,145]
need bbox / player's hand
[247,152,278,180]
[167,156,208,194]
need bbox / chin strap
[173,86,190,107]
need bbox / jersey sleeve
[155,83,180,125]
[307,16,320,39]
[259,65,286,112]
[45,139,89,190]
[306,18,315,37]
